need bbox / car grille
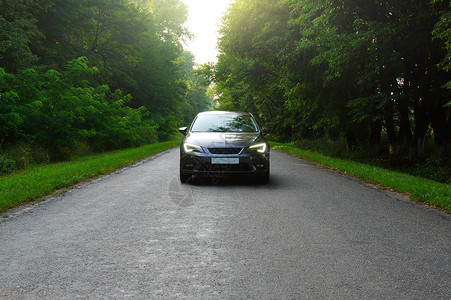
[208,147,243,154]
[200,163,253,172]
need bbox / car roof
[196,111,250,116]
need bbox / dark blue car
[179,111,270,183]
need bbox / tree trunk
[431,107,451,157]
[386,102,413,157]
[413,100,429,159]
[346,130,356,153]
[384,105,398,156]
[368,119,382,157]
[399,101,414,160]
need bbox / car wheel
[256,170,269,184]
[180,172,190,183]
[261,172,270,184]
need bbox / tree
[0,0,41,72]
[216,0,298,135]
[0,57,158,160]
[181,52,213,124]
[0,0,230,167]
[433,0,451,90]
[214,0,450,157]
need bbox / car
[179,111,270,184]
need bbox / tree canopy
[214,0,451,158]
[0,0,211,165]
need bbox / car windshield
[191,114,259,133]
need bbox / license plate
[211,157,239,165]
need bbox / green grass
[0,140,180,213]
[271,142,451,212]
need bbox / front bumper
[180,150,269,177]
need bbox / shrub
[407,156,451,184]
[0,57,159,161]
[0,155,16,174]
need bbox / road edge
[0,148,176,223]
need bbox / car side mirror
[262,127,270,136]
[179,127,188,136]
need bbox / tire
[256,170,269,184]
[260,162,270,184]
[261,171,270,184]
[180,172,190,183]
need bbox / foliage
[0,155,16,175]
[214,0,451,158]
[281,136,450,184]
[433,1,451,78]
[0,0,41,72]
[0,0,212,171]
[0,57,158,161]
[403,156,451,184]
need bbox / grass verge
[0,140,180,213]
[272,142,451,212]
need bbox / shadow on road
[168,174,281,207]
[185,175,276,187]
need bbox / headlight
[183,143,202,153]
[249,143,267,153]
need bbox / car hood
[185,132,261,148]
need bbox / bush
[0,57,159,161]
[407,156,451,184]
[0,155,16,174]
[293,138,349,157]
[5,143,33,169]
[280,138,450,184]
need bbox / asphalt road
[0,148,449,299]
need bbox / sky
[183,0,233,65]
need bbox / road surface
[0,148,449,299]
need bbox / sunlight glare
[183,0,233,65]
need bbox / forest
[2,0,451,179]
[212,0,451,160]
[0,0,211,170]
